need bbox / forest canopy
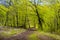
[0,0,60,34]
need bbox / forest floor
[0,27,59,40]
[2,31,55,40]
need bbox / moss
[28,32,39,40]
[0,28,26,37]
[38,31,60,40]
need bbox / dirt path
[4,30,34,40]
[0,30,56,40]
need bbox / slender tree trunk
[4,11,9,26]
[4,0,12,26]
[26,15,30,28]
[34,19,36,28]
[13,15,15,27]
[23,16,26,29]
[34,0,42,30]
[16,12,18,27]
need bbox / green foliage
[0,0,60,34]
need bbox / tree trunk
[34,0,42,30]
[4,11,9,26]
[16,12,18,27]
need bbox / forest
[0,0,60,40]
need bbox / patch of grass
[28,31,39,40]
[0,28,26,37]
[38,30,60,40]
